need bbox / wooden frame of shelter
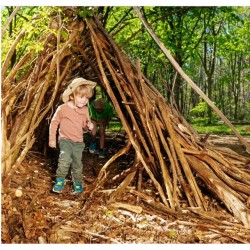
[1,7,250,227]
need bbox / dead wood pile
[1,7,250,228]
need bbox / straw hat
[62,78,96,103]
[93,98,106,110]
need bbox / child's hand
[49,141,57,148]
[87,121,94,131]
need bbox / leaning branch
[133,6,250,154]
[1,6,21,38]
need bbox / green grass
[191,124,250,135]
[107,117,250,136]
[107,119,124,132]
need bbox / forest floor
[1,132,250,244]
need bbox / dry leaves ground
[1,133,250,244]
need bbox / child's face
[74,95,89,108]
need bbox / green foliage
[2,6,250,122]
[190,101,218,125]
[1,6,53,65]
[192,123,250,135]
[75,7,93,19]
[190,101,207,115]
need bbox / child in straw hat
[49,78,96,194]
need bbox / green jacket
[89,100,113,121]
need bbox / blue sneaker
[99,149,105,158]
[52,178,65,193]
[73,182,83,194]
[89,141,97,154]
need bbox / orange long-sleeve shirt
[49,103,90,144]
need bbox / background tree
[216,6,250,121]
[100,6,250,122]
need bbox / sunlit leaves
[1,6,52,63]
[75,7,93,19]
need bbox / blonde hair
[69,85,94,100]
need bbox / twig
[208,228,250,243]
[83,230,122,243]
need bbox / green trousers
[56,139,85,182]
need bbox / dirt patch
[206,134,250,156]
